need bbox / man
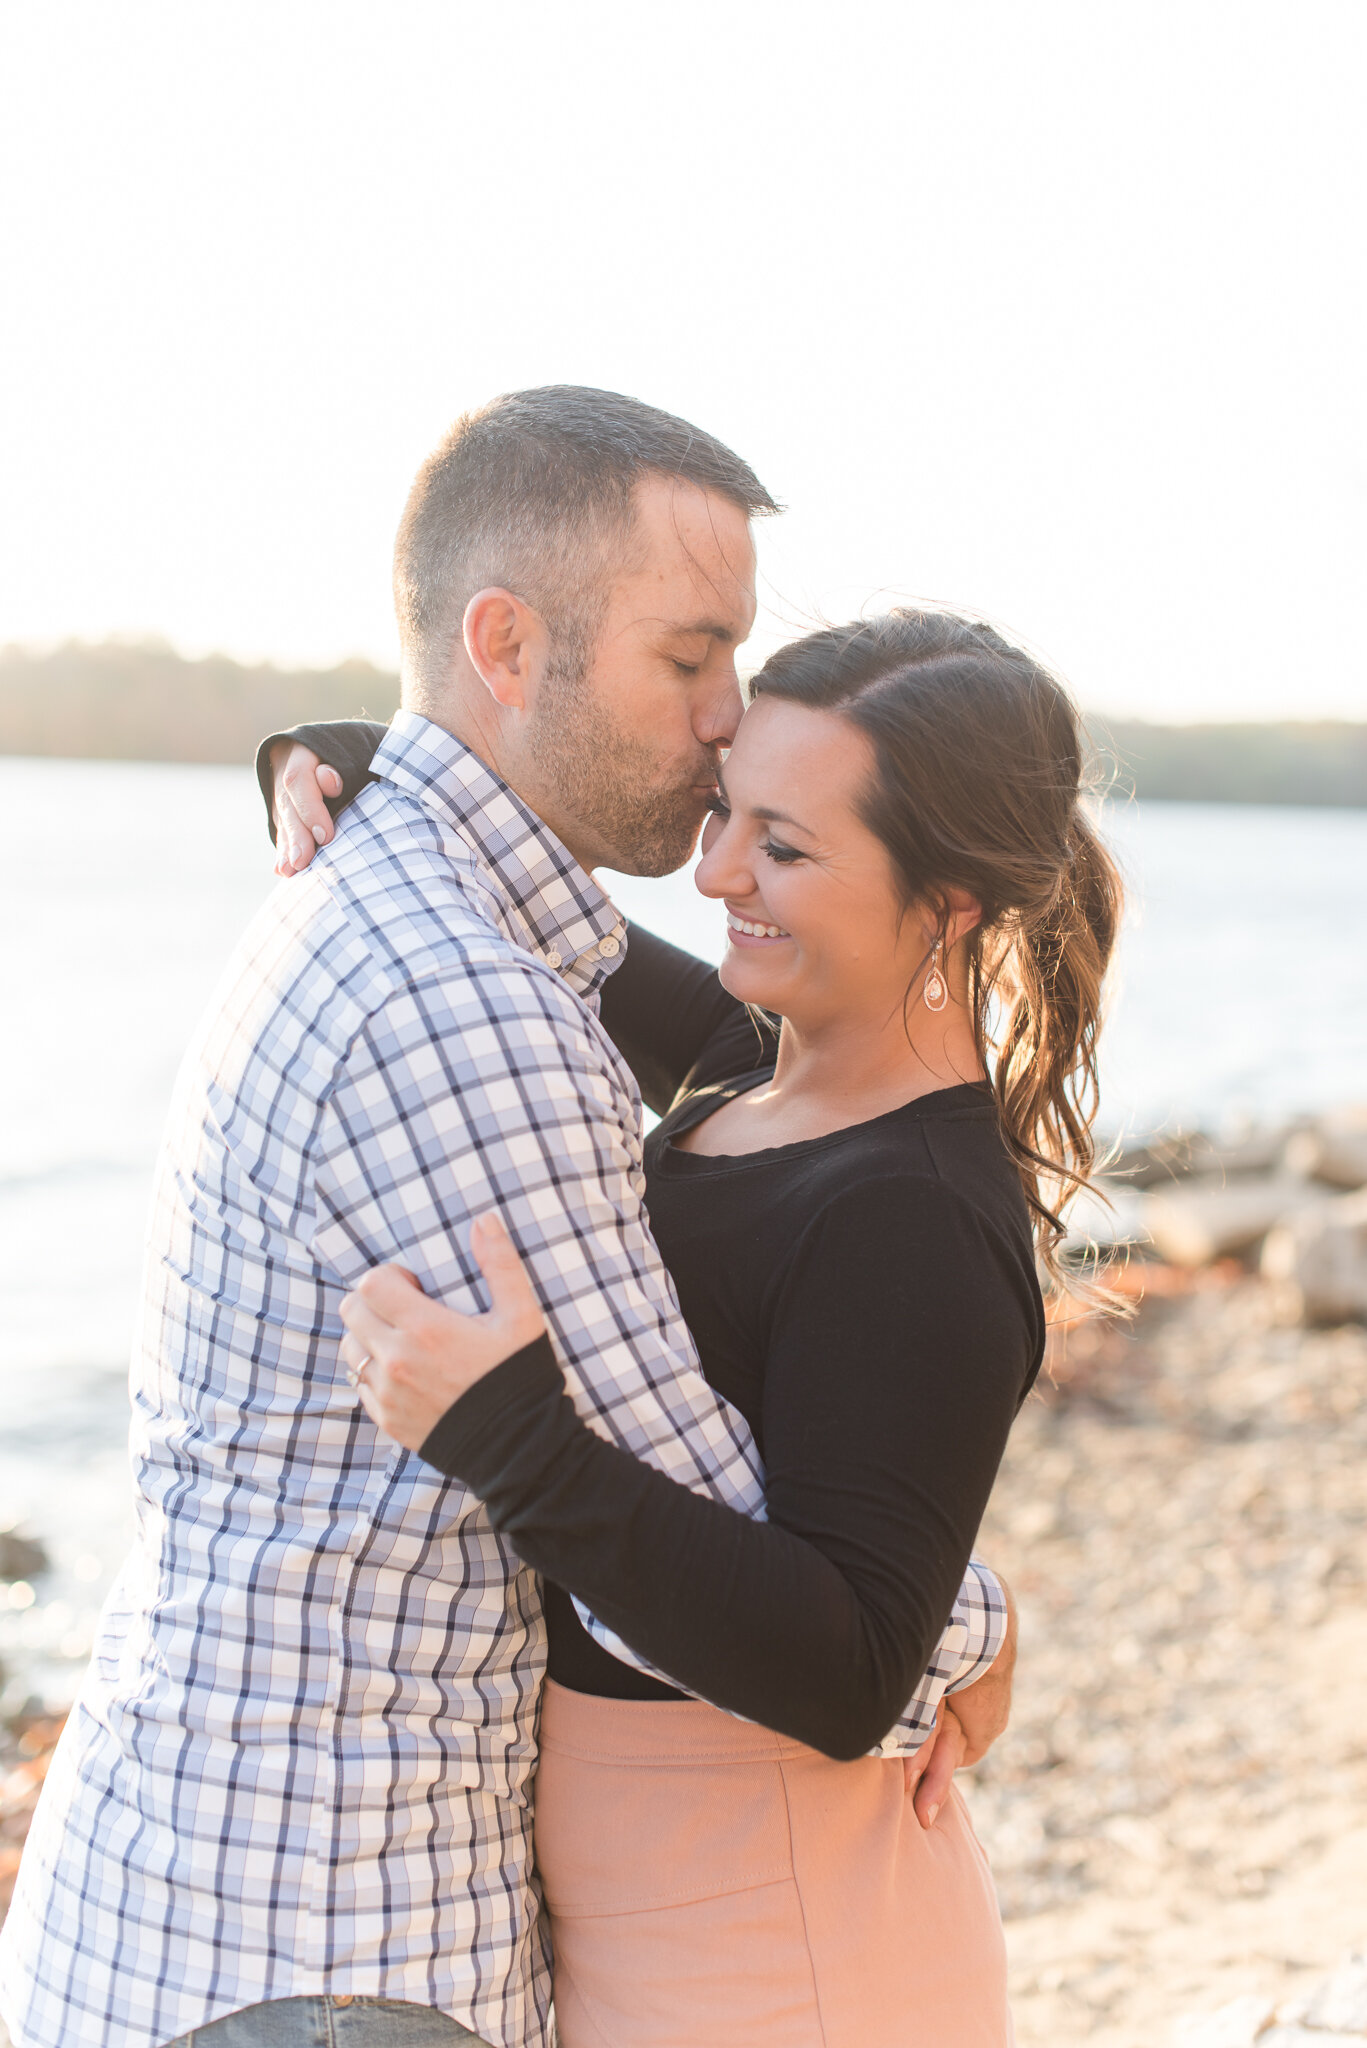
[0,388,1010,2048]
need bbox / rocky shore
[965,1100,1367,2045]
[1,1109,1364,2047]
[1075,1104,1367,1322]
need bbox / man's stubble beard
[527,656,720,878]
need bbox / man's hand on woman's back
[272,741,342,876]
[902,1579,1017,1829]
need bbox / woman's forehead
[727,696,875,818]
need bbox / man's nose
[694,668,744,748]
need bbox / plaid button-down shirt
[0,713,1004,2048]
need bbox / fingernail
[313,825,327,844]
[926,1804,939,1827]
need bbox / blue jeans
[163,1997,495,2048]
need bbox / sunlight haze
[1,0,1362,720]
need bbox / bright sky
[1,2,1363,721]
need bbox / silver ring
[345,1354,372,1390]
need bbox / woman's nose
[695,815,753,901]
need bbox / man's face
[524,474,757,876]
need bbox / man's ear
[462,588,549,713]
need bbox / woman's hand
[339,1214,547,1450]
[272,741,343,876]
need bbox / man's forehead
[631,476,755,567]
[618,483,756,632]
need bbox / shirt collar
[371,709,626,995]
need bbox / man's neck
[400,686,603,875]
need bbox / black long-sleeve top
[256,720,1045,1759]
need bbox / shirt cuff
[417,1334,564,1482]
[944,1556,1009,1692]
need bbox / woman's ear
[462,588,549,713]
[941,887,983,951]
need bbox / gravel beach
[965,1266,1367,2047]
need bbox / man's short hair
[393,385,779,692]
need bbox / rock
[1262,1190,1367,1325]
[1172,1994,1274,2046]
[1284,1108,1367,1192]
[1302,1952,1367,2033]
[1141,1176,1321,1268]
[1259,2030,1366,2046]
[0,1531,49,1583]
[1110,1128,1295,1191]
[1173,1960,1367,2045]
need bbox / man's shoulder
[316,778,501,962]
[272,784,613,1067]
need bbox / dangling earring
[923,939,948,1013]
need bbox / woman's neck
[678,994,987,1157]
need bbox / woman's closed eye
[705,792,805,864]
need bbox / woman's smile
[725,907,792,945]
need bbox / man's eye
[762,839,804,865]
[674,660,702,677]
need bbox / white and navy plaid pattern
[0,712,1005,2048]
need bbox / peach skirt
[534,1682,1014,2048]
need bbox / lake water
[1,757,1365,1707]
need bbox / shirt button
[544,948,562,970]
[597,934,620,958]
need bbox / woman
[275,610,1121,2047]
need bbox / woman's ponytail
[987,809,1124,1294]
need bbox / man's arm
[311,952,768,1505]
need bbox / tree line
[1,641,1364,806]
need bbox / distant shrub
[1089,717,1367,809]
[0,641,400,765]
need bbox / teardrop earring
[922,940,948,1013]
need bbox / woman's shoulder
[795,1092,1037,1273]
[771,1150,1045,1398]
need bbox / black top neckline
[657,1069,996,1176]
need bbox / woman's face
[694,694,933,1030]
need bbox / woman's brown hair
[749,609,1123,1300]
